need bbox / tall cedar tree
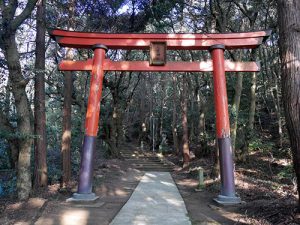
[181,74,190,167]
[61,1,75,186]
[34,0,48,188]
[277,0,300,210]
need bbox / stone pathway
[110,172,191,225]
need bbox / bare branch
[10,0,38,32]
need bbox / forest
[0,0,300,224]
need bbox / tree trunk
[149,74,155,150]
[272,46,284,148]
[231,73,243,159]
[197,89,208,157]
[4,35,33,200]
[172,75,180,154]
[159,77,166,138]
[245,50,258,161]
[34,0,48,188]
[139,76,147,148]
[199,111,205,138]
[277,0,300,210]
[248,49,258,133]
[193,75,207,157]
[190,98,195,141]
[271,74,283,147]
[248,71,257,131]
[181,74,190,167]
[61,67,73,186]
[0,0,38,199]
[61,0,76,187]
[110,105,120,157]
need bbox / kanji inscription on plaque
[150,42,166,66]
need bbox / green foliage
[248,138,275,153]
[0,130,37,141]
[71,145,81,176]
[100,140,112,158]
[277,164,295,181]
[47,148,62,184]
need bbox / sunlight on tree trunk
[181,74,190,167]
[248,71,257,131]
[61,68,73,186]
[231,73,243,160]
[139,76,147,148]
[61,0,76,186]
[172,75,180,154]
[111,105,120,156]
[270,71,283,147]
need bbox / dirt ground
[0,158,144,225]
[169,150,300,225]
[0,145,299,225]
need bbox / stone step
[124,156,161,160]
[132,164,172,168]
[120,152,157,157]
[124,158,162,162]
[132,162,167,165]
[120,153,145,155]
[128,161,163,165]
[138,168,174,172]
[134,165,173,170]
[121,149,174,172]
[133,166,173,169]
[120,154,140,156]
[131,160,163,163]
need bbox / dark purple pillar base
[215,137,241,205]
[77,135,96,194]
[214,195,241,205]
[66,193,99,202]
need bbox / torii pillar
[210,44,241,204]
[67,44,108,202]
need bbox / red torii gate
[50,29,270,204]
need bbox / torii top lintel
[50,29,271,50]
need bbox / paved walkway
[110,172,191,225]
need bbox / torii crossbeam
[50,29,271,204]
